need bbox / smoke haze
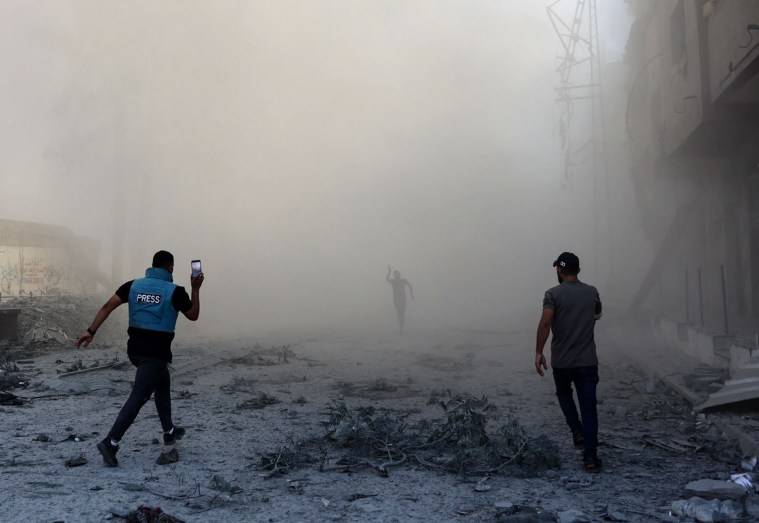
[0,1,632,334]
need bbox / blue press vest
[128,268,180,333]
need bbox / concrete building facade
[625,0,759,331]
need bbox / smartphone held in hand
[191,259,202,277]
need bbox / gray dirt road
[0,323,736,522]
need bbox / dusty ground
[0,320,745,522]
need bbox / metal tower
[547,0,612,283]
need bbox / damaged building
[0,218,108,298]
[0,219,112,342]
[625,1,759,366]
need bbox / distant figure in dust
[386,265,414,333]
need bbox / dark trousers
[552,365,599,454]
[108,356,173,441]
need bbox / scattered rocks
[156,448,179,465]
[65,455,87,467]
[671,497,745,522]
[235,392,280,410]
[474,477,491,492]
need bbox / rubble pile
[1,295,124,347]
[667,462,759,521]
[320,393,560,475]
[259,392,560,478]
[119,506,185,523]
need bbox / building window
[670,0,688,73]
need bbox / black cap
[553,252,579,272]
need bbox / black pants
[108,356,173,441]
[552,365,599,455]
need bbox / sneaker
[163,426,185,445]
[97,438,119,467]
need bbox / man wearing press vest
[534,252,603,473]
[75,250,203,467]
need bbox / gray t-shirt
[543,280,602,369]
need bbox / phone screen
[191,260,202,277]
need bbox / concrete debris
[474,477,491,492]
[698,357,759,411]
[683,479,748,501]
[671,497,745,522]
[684,367,727,393]
[495,505,555,523]
[65,455,87,467]
[37,377,90,394]
[119,506,186,523]
[235,392,280,410]
[2,295,124,348]
[156,448,179,465]
[557,509,591,523]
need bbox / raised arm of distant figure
[386,265,392,283]
[406,279,414,300]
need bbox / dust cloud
[0,1,634,336]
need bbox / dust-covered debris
[57,354,125,375]
[116,506,186,523]
[236,392,280,410]
[335,378,421,400]
[313,393,560,476]
[65,455,87,467]
[496,505,556,522]
[4,295,124,350]
[209,474,243,494]
[156,448,179,465]
[227,344,293,366]
[259,440,322,477]
[220,377,257,394]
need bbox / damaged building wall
[0,219,104,297]
[625,0,759,328]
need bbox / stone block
[683,479,747,501]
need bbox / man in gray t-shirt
[535,252,603,472]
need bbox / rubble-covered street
[3,0,759,521]
[2,300,758,522]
